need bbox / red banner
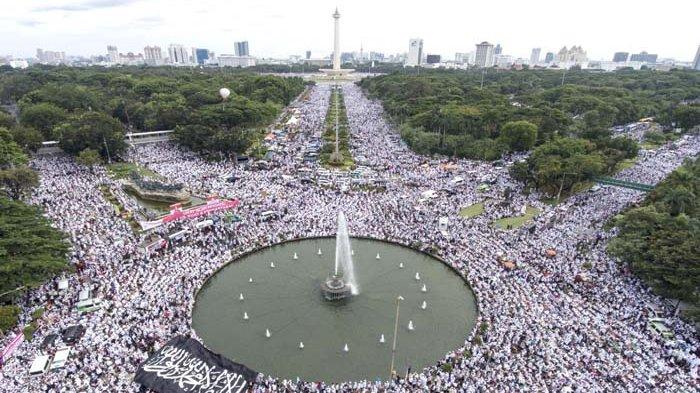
[162,198,239,223]
[0,331,24,366]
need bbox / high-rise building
[693,45,700,71]
[612,52,629,62]
[630,51,658,63]
[168,44,190,65]
[193,48,210,65]
[475,41,494,68]
[406,38,423,66]
[234,41,249,56]
[144,46,163,65]
[544,52,555,63]
[305,51,312,60]
[494,44,502,55]
[426,54,441,64]
[530,48,541,65]
[107,45,119,64]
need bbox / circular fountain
[192,213,477,383]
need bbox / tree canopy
[1,66,307,157]
[608,158,700,321]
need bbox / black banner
[134,336,257,393]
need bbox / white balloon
[219,87,231,100]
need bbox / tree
[498,120,538,151]
[18,103,67,139]
[10,126,43,153]
[0,197,70,299]
[76,148,102,172]
[0,128,27,168]
[55,112,126,159]
[0,166,39,199]
[673,105,700,130]
[0,110,14,129]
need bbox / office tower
[475,41,494,68]
[306,51,312,59]
[406,38,423,66]
[107,45,119,63]
[426,54,441,64]
[544,52,554,63]
[694,45,700,70]
[234,41,249,56]
[530,48,541,65]
[192,48,210,65]
[630,51,658,63]
[143,46,163,65]
[612,52,629,62]
[168,44,190,65]
[494,44,502,55]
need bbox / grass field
[459,202,485,218]
[493,206,540,229]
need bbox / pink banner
[162,198,240,223]
[0,332,24,366]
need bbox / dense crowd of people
[1,82,698,392]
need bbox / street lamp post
[389,295,404,378]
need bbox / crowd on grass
[0,82,698,392]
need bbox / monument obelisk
[332,8,341,71]
[321,7,354,78]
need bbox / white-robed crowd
[0,82,698,393]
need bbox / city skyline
[1,0,698,61]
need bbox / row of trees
[0,124,69,334]
[608,158,700,322]
[0,66,307,160]
[359,69,699,194]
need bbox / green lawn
[459,202,485,218]
[493,206,540,229]
[106,162,163,180]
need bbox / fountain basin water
[192,237,477,383]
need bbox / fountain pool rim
[190,235,480,382]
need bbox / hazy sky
[1,0,698,61]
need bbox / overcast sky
[1,0,698,61]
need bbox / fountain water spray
[334,212,358,294]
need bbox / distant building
[556,46,587,64]
[218,55,256,68]
[612,52,629,62]
[168,44,191,65]
[630,51,658,63]
[544,52,555,63]
[119,52,144,66]
[340,52,354,63]
[107,45,119,64]
[694,45,700,70]
[494,44,502,55]
[36,48,66,65]
[475,41,494,68]
[406,38,423,66]
[305,50,312,60]
[369,52,385,61]
[9,59,29,69]
[530,48,541,65]
[144,46,163,66]
[455,52,469,64]
[494,54,514,68]
[426,54,441,64]
[193,48,210,65]
[234,41,249,57]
